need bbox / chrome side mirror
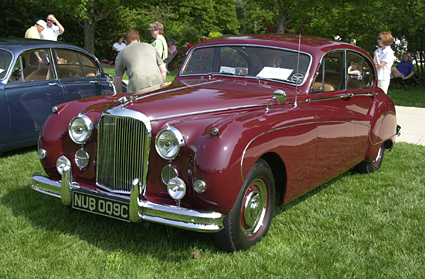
[266,90,287,112]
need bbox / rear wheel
[355,144,385,174]
[214,159,275,252]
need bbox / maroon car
[32,34,399,251]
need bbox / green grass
[388,88,425,108]
[1,142,424,278]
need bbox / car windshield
[0,50,12,80]
[180,45,311,85]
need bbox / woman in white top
[113,36,126,52]
[374,32,394,94]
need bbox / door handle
[48,82,59,86]
[90,80,100,85]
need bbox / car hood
[120,79,296,120]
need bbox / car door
[309,50,358,185]
[5,48,65,145]
[53,48,114,102]
[0,49,13,150]
[345,50,377,151]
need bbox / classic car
[32,34,399,251]
[0,38,122,153]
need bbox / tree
[246,0,318,34]
[52,0,124,54]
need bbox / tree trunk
[276,14,287,34]
[83,20,96,54]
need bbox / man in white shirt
[41,14,65,41]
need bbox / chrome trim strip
[31,168,224,232]
[151,103,267,121]
[309,92,377,102]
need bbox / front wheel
[355,144,385,174]
[214,159,275,252]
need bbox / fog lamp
[167,177,186,200]
[75,148,89,169]
[161,165,178,185]
[193,179,207,193]
[56,155,71,175]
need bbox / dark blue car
[0,38,122,153]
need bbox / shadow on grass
[0,145,37,158]
[274,170,353,216]
[1,184,219,258]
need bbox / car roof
[192,34,369,58]
[0,38,90,55]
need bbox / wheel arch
[260,152,287,205]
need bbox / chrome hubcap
[241,178,268,238]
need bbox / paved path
[395,106,425,146]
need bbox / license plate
[72,191,130,222]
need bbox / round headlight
[167,177,186,200]
[155,127,184,160]
[75,148,90,169]
[56,155,71,175]
[69,114,93,144]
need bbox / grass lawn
[1,142,424,278]
[388,87,425,108]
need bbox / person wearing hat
[25,20,47,39]
[148,22,168,60]
[41,14,65,41]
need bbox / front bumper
[32,166,224,232]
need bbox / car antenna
[294,34,301,108]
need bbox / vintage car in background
[32,34,399,251]
[0,38,122,153]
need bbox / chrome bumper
[32,167,224,232]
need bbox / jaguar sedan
[0,38,120,153]
[32,34,399,251]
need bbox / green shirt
[152,35,168,60]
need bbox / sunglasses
[47,19,54,22]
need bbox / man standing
[25,20,47,39]
[148,22,168,60]
[41,14,65,41]
[114,29,167,93]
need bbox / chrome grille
[97,114,149,193]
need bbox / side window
[312,51,343,93]
[0,50,12,80]
[9,49,53,83]
[346,51,373,89]
[54,49,99,79]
